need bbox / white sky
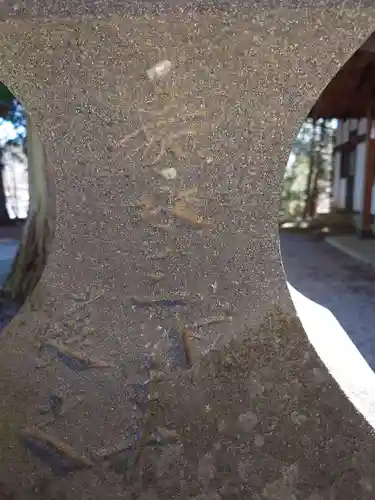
[0,120,20,147]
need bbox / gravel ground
[280,229,375,370]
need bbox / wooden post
[309,119,327,218]
[357,112,375,238]
[302,118,317,219]
[328,121,335,212]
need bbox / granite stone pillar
[0,3,374,499]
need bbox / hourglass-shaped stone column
[0,4,374,499]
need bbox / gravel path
[280,229,375,370]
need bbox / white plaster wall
[338,178,347,208]
[335,121,343,145]
[358,118,368,135]
[349,119,358,132]
[1,144,29,219]
[332,151,341,202]
[342,120,350,143]
[353,142,367,212]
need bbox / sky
[0,119,22,147]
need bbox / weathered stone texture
[0,4,374,499]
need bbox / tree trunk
[309,119,327,218]
[2,115,53,303]
[302,118,318,220]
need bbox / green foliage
[280,118,336,222]
[0,84,14,105]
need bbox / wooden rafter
[309,49,375,119]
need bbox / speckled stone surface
[0,4,375,499]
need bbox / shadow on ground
[280,228,375,370]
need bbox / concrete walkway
[326,234,375,268]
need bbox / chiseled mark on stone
[149,246,183,260]
[21,428,94,476]
[163,326,190,368]
[237,460,251,481]
[290,411,308,426]
[171,199,206,229]
[181,327,198,368]
[198,452,216,488]
[159,167,177,180]
[188,316,229,329]
[42,340,113,371]
[254,434,265,447]
[146,60,172,81]
[147,271,166,282]
[130,295,191,308]
[238,411,259,431]
[93,438,134,461]
[262,463,299,500]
